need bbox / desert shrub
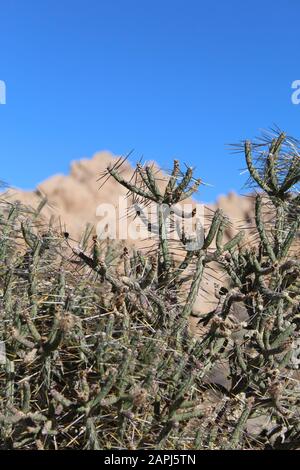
[0,129,299,450]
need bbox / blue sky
[1,0,300,202]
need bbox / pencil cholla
[0,128,299,450]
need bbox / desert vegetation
[0,129,299,450]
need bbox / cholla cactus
[95,159,244,322]
[0,129,299,450]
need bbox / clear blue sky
[1,0,300,201]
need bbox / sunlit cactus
[0,128,299,450]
